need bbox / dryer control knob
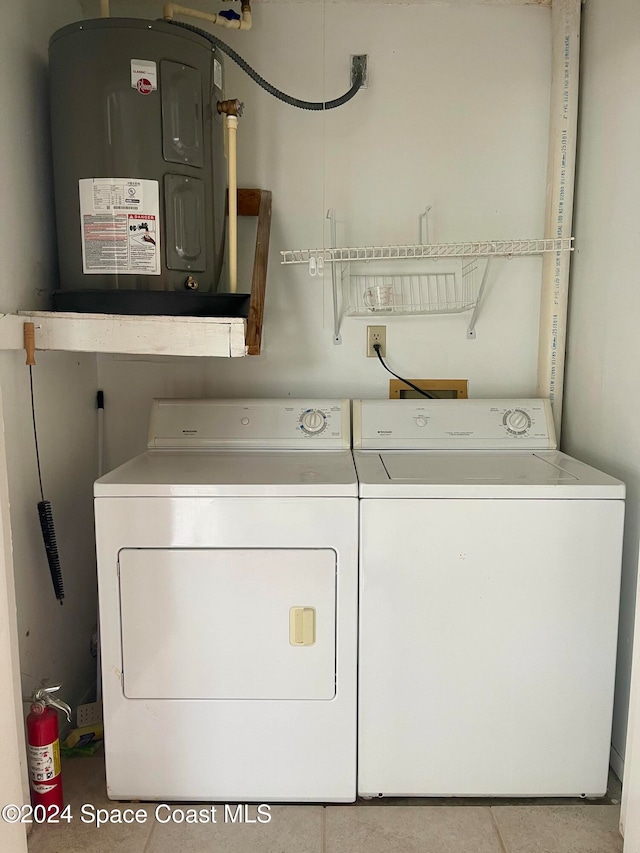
[415,417,428,427]
[300,410,326,434]
[505,409,531,434]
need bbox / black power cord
[165,19,365,111]
[373,344,435,399]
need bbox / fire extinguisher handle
[47,697,72,722]
[31,685,72,722]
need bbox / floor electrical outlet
[367,326,386,358]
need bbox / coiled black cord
[29,366,65,603]
[164,19,364,111]
[373,344,435,399]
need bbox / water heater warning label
[79,178,161,275]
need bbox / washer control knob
[240,417,250,426]
[300,409,326,434]
[415,417,428,428]
[505,409,531,434]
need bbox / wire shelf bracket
[466,256,494,339]
[327,209,342,345]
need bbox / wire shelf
[281,205,575,342]
[281,237,573,266]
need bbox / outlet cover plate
[367,325,386,357]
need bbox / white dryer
[94,399,357,802]
[353,398,625,798]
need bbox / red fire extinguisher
[26,685,71,809]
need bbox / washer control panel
[149,399,350,449]
[354,399,556,450]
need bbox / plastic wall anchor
[308,257,317,277]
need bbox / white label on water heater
[131,59,157,93]
[79,178,161,275]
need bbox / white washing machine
[353,398,625,798]
[94,398,358,802]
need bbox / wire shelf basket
[343,259,480,316]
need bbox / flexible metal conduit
[537,0,581,439]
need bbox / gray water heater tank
[49,18,246,317]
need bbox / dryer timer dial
[300,409,327,434]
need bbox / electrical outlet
[351,55,368,89]
[367,325,386,358]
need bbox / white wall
[0,0,99,722]
[95,0,551,468]
[562,0,640,776]
[0,385,28,852]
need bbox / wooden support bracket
[237,188,272,355]
[23,322,36,365]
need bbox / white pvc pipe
[226,115,238,294]
[536,0,581,440]
[163,4,252,30]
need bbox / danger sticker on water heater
[131,59,157,93]
[78,178,161,275]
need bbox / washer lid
[95,450,357,497]
[354,450,625,498]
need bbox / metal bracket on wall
[466,257,494,340]
[327,209,342,345]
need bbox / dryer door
[118,548,336,700]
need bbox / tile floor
[27,752,624,853]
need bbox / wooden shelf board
[0,311,247,358]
